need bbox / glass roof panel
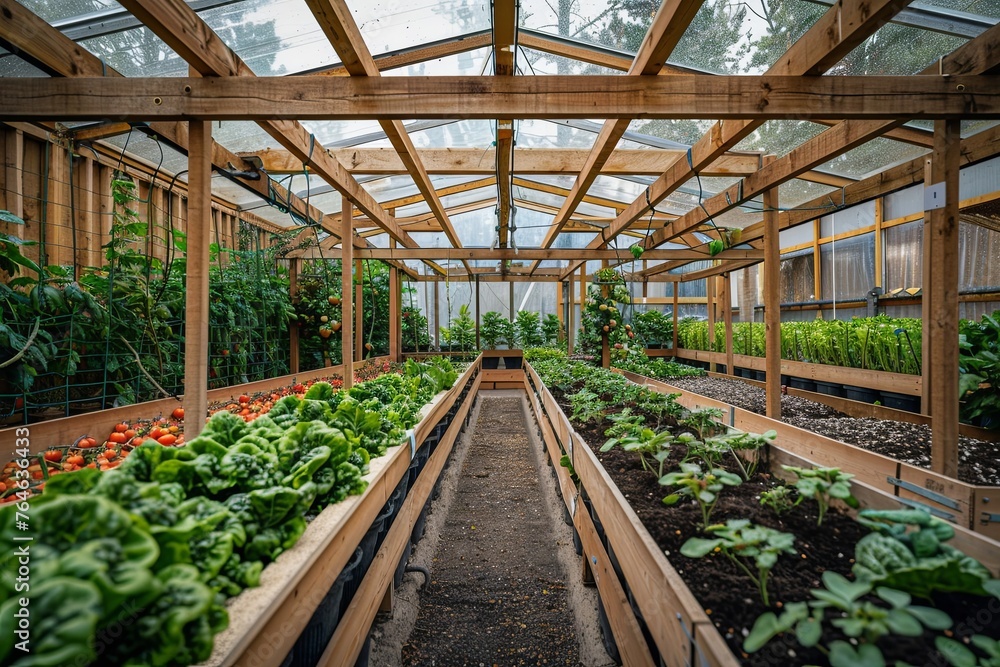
[820,139,930,180]
[627,119,717,148]
[382,47,490,76]
[830,22,967,74]
[80,26,186,77]
[517,120,598,149]
[102,130,189,176]
[345,1,491,57]
[519,48,623,76]
[407,120,495,149]
[918,0,1000,19]
[14,0,124,24]
[200,0,324,76]
[735,121,827,157]
[0,53,48,77]
[213,121,285,153]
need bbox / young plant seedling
[679,406,726,439]
[680,519,795,606]
[660,462,742,528]
[569,389,606,425]
[759,485,797,516]
[744,571,952,667]
[602,424,675,477]
[936,634,1000,667]
[781,465,860,525]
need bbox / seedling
[759,485,797,515]
[569,389,606,425]
[781,465,859,525]
[936,634,1000,667]
[680,519,795,606]
[679,407,726,439]
[660,462,742,528]
[744,571,952,666]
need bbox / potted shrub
[498,316,519,370]
[440,304,476,358]
[514,310,543,349]
[541,313,563,347]
[480,310,506,369]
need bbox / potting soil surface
[665,376,1000,486]
[400,396,582,666]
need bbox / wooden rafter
[556,0,918,281]
[647,18,1000,252]
[116,0,432,275]
[527,0,706,275]
[289,247,761,261]
[304,0,468,272]
[310,31,492,77]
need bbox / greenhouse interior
[2,0,1000,665]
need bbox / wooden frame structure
[3,0,1000,475]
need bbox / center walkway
[372,392,611,666]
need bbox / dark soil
[553,386,1000,667]
[401,397,581,666]
[666,376,1000,486]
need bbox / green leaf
[743,612,780,653]
[905,605,953,631]
[680,537,723,558]
[795,616,822,647]
[0,210,25,224]
[829,642,886,667]
[885,609,923,636]
[935,636,977,667]
[875,586,911,609]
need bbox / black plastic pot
[572,526,583,556]
[880,390,921,413]
[596,594,622,665]
[481,356,500,369]
[736,367,753,379]
[411,501,430,544]
[788,377,817,392]
[289,546,363,667]
[503,356,523,370]
[845,385,880,404]
[814,380,846,398]
[753,370,767,382]
[354,631,372,667]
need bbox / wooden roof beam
[527,0,706,275]
[558,0,917,281]
[494,0,517,251]
[308,31,492,77]
[237,147,763,176]
[118,0,428,272]
[304,0,469,272]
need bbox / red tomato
[108,432,128,444]
[124,429,136,439]
[66,455,85,466]
[131,437,145,447]
[114,423,128,433]
[171,407,185,420]
[238,394,250,404]
[157,434,177,446]
[43,450,62,463]
[147,427,163,440]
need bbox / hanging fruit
[319,327,332,339]
[331,320,342,332]
[328,294,341,306]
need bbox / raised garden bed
[524,359,1000,667]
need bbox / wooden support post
[763,156,781,419]
[475,275,481,350]
[355,259,364,361]
[389,264,400,362]
[706,276,716,372]
[723,273,734,376]
[600,260,610,369]
[432,281,440,350]
[183,121,212,437]
[566,280,574,355]
[78,154,98,269]
[556,278,564,338]
[289,258,300,374]
[3,129,23,220]
[927,120,960,478]
[671,286,679,356]
[874,197,883,289]
[342,196,354,388]
[813,219,822,315]
[46,143,71,268]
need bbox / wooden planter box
[673,348,922,396]
[524,362,1000,667]
[480,349,525,389]
[203,356,483,667]
[620,370,1000,541]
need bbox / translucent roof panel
[519,48,623,76]
[919,0,1000,19]
[382,47,490,76]
[517,120,599,149]
[213,122,285,153]
[735,121,828,157]
[103,130,189,176]
[345,0,491,57]
[627,119,719,148]
[300,120,390,148]
[820,139,930,180]
[831,22,967,75]
[408,121,495,149]
[0,53,48,77]
[14,0,123,24]
[201,0,329,76]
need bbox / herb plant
[680,519,795,606]
[759,485,797,515]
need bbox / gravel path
[396,395,600,666]
[661,376,1000,486]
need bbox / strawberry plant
[660,462,743,528]
[782,465,860,526]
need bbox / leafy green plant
[959,311,1000,429]
[633,309,673,346]
[480,310,506,349]
[569,389,606,425]
[441,304,476,352]
[759,485,797,515]
[936,634,1000,667]
[781,465,859,525]
[633,387,685,429]
[602,424,675,477]
[681,519,795,606]
[679,406,726,439]
[542,313,563,346]
[660,462,742,528]
[745,571,952,667]
[852,509,995,598]
[514,310,543,348]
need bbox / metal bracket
[676,614,711,667]
[887,476,961,510]
[980,512,1000,525]
[895,496,957,522]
